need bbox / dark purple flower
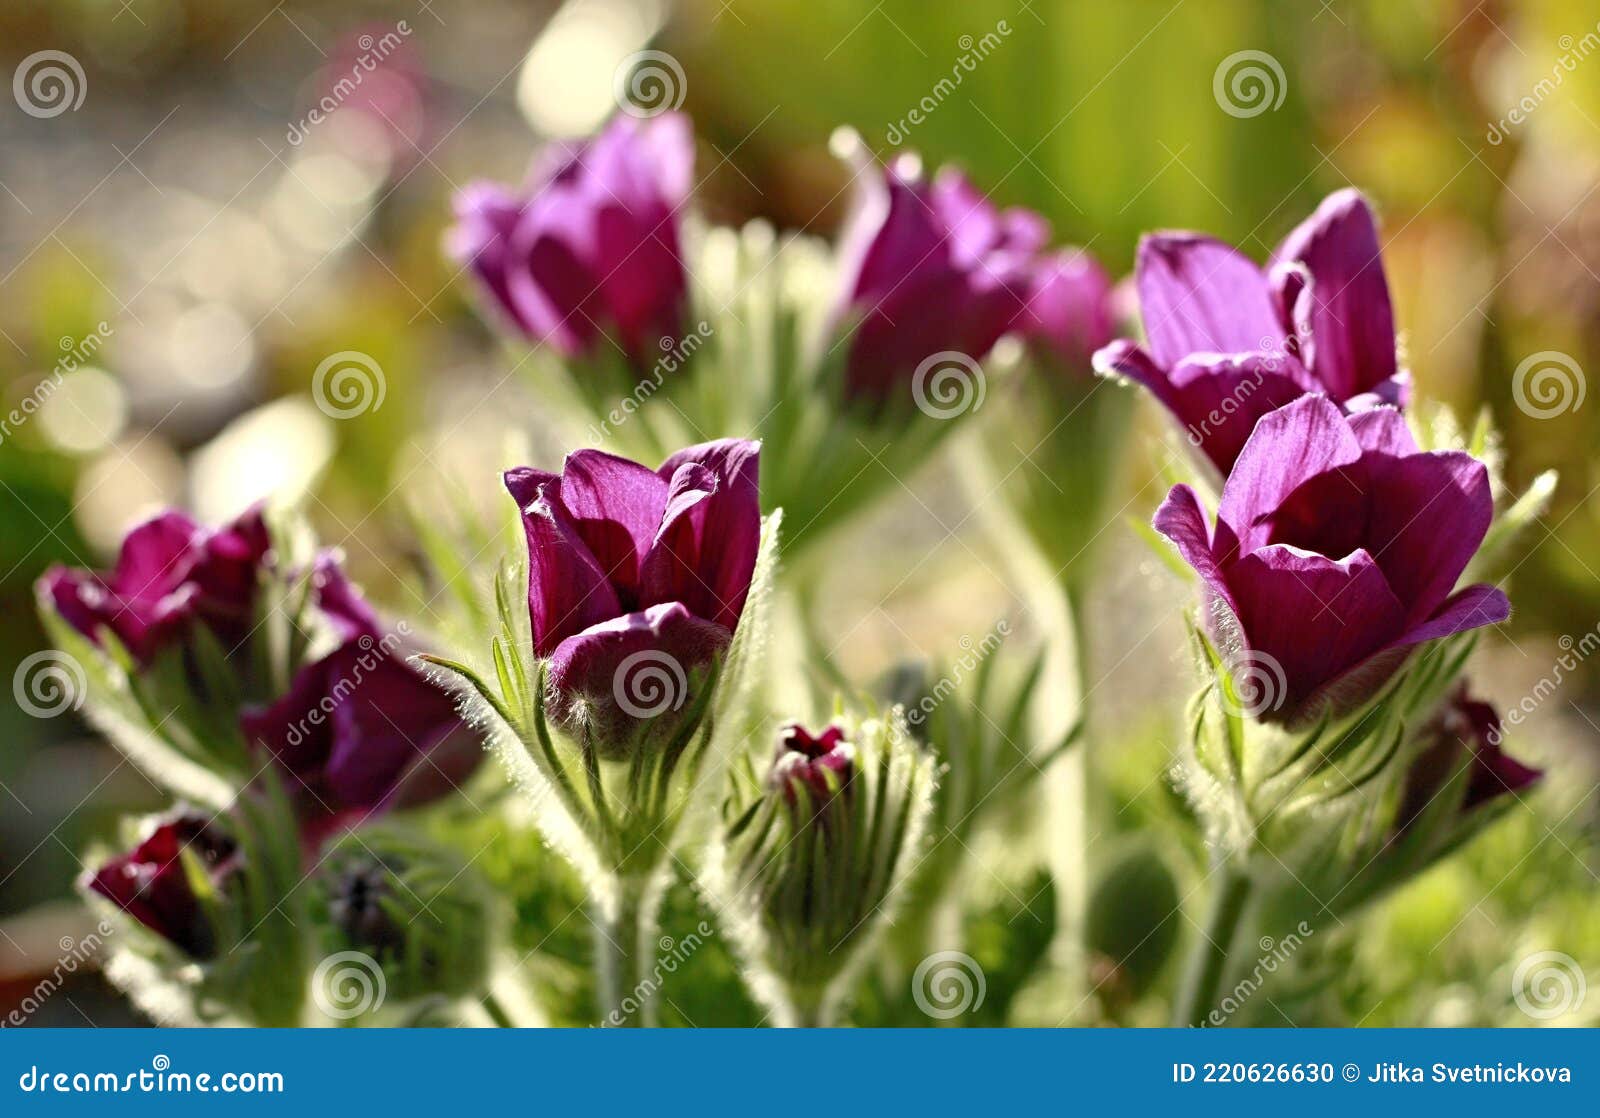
[1154,395,1508,725]
[1396,686,1541,832]
[240,636,479,838]
[82,811,240,959]
[1096,188,1408,475]
[39,506,270,663]
[834,156,1046,406]
[504,439,760,755]
[449,113,693,363]
[1017,248,1117,374]
[770,723,855,809]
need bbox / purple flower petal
[1135,233,1280,369]
[503,468,621,655]
[1270,188,1397,400]
[1218,395,1365,554]
[1228,545,1406,720]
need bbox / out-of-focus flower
[1396,685,1542,831]
[450,113,693,363]
[239,570,479,835]
[1154,396,1507,725]
[1018,249,1117,374]
[769,723,854,810]
[82,811,240,959]
[1097,188,1408,474]
[503,439,760,757]
[834,156,1046,406]
[38,506,270,663]
[317,826,496,1006]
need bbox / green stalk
[1172,864,1253,1027]
[594,874,661,1027]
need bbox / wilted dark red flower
[83,811,240,959]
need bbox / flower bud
[313,826,497,1008]
[708,712,935,1024]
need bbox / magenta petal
[639,462,718,617]
[1152,485,1234,613]
[503,469,621,655]
[652,439,762,631]
[1135,233,1281,369]
[1019,249,1115,371]
[546,602,732,757]
[560,449,670,597]
[1363,450,1493,621]
[1229,545,1406,719]
[1346,405,1416,457]
[1392,584,1509,647]
[322,653,471,812]
[311,553,381,641]
[1270,189,1397,400]
[1165,350,1320,474]
[114,512,204,599]
[1218,395,1365,553]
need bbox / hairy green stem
[1172,865,1253,1027]
[594,875,661,1027]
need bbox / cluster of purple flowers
[50,107,1545,996]
[449,113,1115,409]
[42,512,477,955]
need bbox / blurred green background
[1,0,1596,1025]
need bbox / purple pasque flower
[1154,395,1508,726]
[504,438,760,757]
[769,723,855,810]
[834,155,1046,406]
[449,112,693,363]
[1017,248,1117,374]
[240,557,480,840]
[1096,188,1408,475]
[82,810,240,959]
[1396,685,1541,832]
[38,506,270,663]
